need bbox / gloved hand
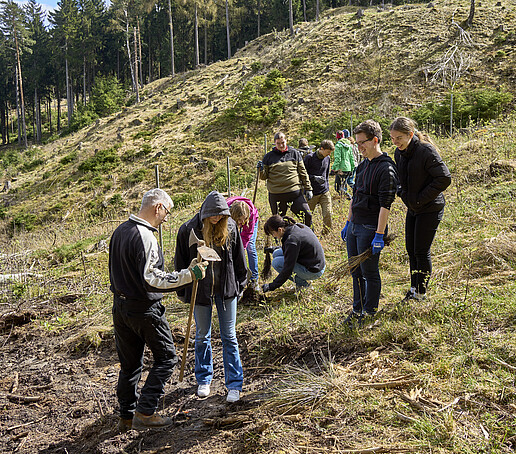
[262,283,270,293]
[329,169,336,176]
[257,160,264,170]
[305,190,313,201]
[189,258,209,280]
[313,176,326,184]
[371,232,385,255]
[264,246,280,254]
[341,220,350,241]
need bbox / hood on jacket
[200,191,230,220]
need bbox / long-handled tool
[178,230,221,382]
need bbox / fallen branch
[6,415,47,432]
[492,357,516,372]
[342,447,417,453]
[393,410,420,424]
[355,379,420,389]
[6,394,43,403]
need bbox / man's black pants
[268,190,312,227]
[112,296,178,419]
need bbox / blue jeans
[246,220,259,280]
[271,248,325,288]
[193,296,243,391]
[346,222,383,315]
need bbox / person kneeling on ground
[261,215,325,293]
[109,188,208,432]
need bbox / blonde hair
[229,201,250,227]
[202,216,229,248]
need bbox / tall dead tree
[466,0,475,27]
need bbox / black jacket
[351,152,399,226]
[174,191,247,306]
[268,223,325,291]
[303,150,330,196]
[394,135,451,215]
[109,215,193,305]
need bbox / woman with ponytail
[390,117,451,301]
[261,215,325,293]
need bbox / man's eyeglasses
[161,204,171,216]
[357,137,374,147]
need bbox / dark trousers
[112,297,178,419]
[346,222,384,315]
[405,209,443,294]
[268,190,312,227]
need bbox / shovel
[178,229,221,382]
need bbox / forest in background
[0,0,436,147]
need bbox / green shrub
[291,57,306,67]
[11,212,38,232]
[60,151,78,165]
[0,150,22,169]
[90,75,125,117]
[69,102,99,132]
[22,158,44,172]
[124,169,147,186]
[109,193,124,206]
[413,88,513,130]
[222,70,287,127]
[251,61,263,72]
[78,147,120,174]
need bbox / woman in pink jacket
[226,196,259,291]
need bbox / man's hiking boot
[401,289,427,302]
[359,311,377,327]
[132,411,173,430]
[118,417,133,433]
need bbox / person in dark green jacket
[332,130,356,199]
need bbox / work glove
[264,246,280,254]
[341,220,350,241]
[189,258,209,280]
[262,283,270,293]
[256,160,264,170]
[371,232,385,255]
[329,169,336,176]
[305,190,313,201]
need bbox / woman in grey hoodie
[175,191,247,403]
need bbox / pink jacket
[226,196,259,249]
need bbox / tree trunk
[225,0,231,59]
[167,0,175,76]
[57,85,61,133]
[204,22,208,65]
[125,10,137,94]
[194,4,199,68]
[15,65,21,144]
[34,88,41,144]
[257,0,260,37]
[302,0,306,22]
[316,0,320,21]
[14,29,27,148]
[466,0,475,27]
[148,30,152,83]
[137,17,143,86]
[1,101,6,144]
[289,0,293,34]
[48,96,52,135]
[133,26,140,102]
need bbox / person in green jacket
[332,130,356,200]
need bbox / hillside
[0,1,516,453]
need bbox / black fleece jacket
[351,152,399,226]
[394,135,451,215]
[268,224,325,291]
[174,191,247,306]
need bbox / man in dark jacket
[109,188,208,431]
[341,120,399,325]
[303,139,334,235]
[257,132,313,226]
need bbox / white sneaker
[197,384,211,398]
[226,389,240,403]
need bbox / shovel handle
[252,167,260,205]
[178,252,201,382]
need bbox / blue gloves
[371,232,384,254]
[257,161,263,170]
[262,283,270,293]
[341,220,350,241]
[305,190,313,201]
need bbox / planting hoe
[178,229,221,382]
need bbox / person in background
[341,120,399,326]
[109,188,208,431]
[303,139,334,235]
[226,196,260,292]
[257,132,313,227]
[175,191,247,403]
[390,117,451,301]
[261,215,325,293]
[298,137,313,157]
[332,129,356,199]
